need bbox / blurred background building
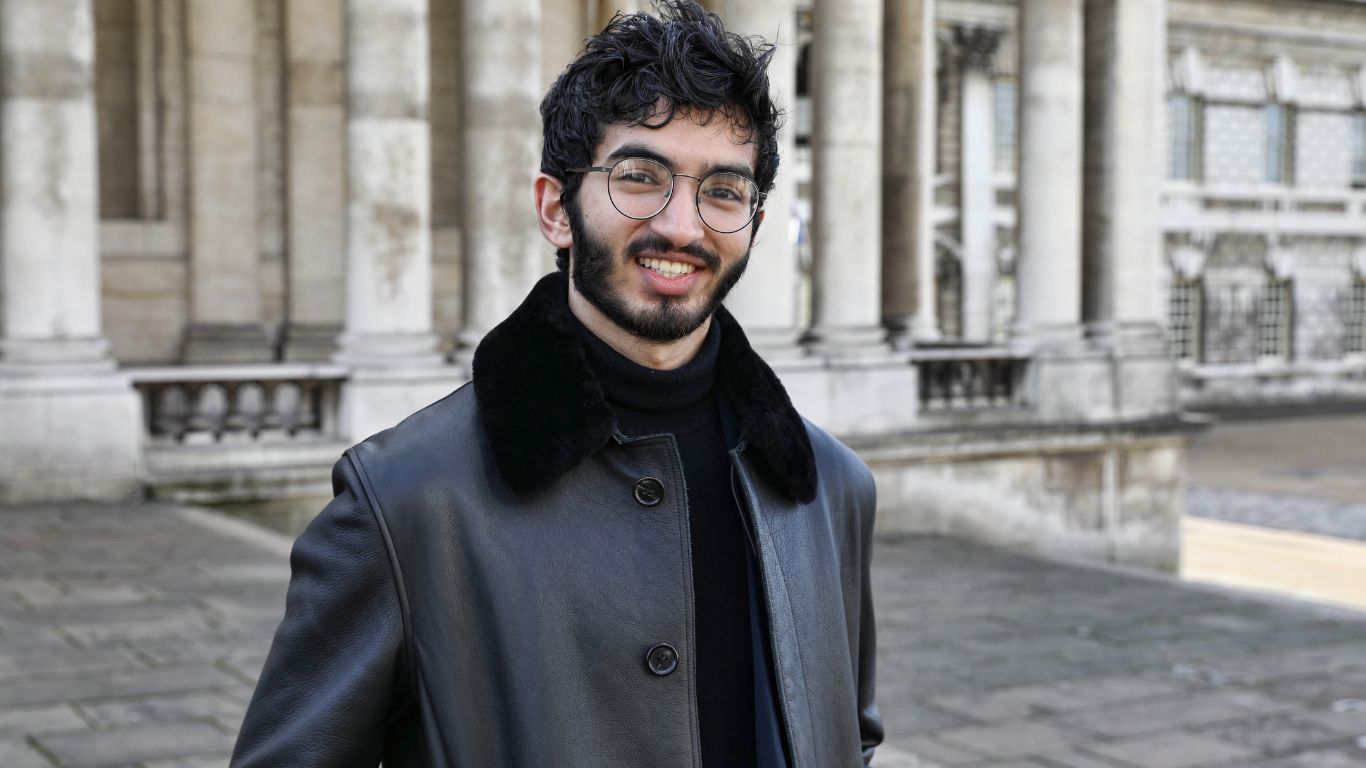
[2,0,1364,571]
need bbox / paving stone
[1199,712,1355,753]
[0,703,86,736]
[0,665,239,708]
[77,692,244,729]
[1031,747,1135,768]
[36,722,235,767]
[1247,748,1366,767]
[935,721,1085,759]
[0,737,55,768]
[1084,731,1259,768]
[899,735,990,766]
[1059,689,1298,737]
[142,756,234,768]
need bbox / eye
[701,174,755,207]
[611,158,668,188]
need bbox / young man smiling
[231,2,882,766]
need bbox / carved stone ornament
[950,26,1004,72]
[1170,244,1206,280]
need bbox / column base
[333,331,444,368]
[883,313,942,350]
[803,325,893,359]
[281,322,343,362]
[182,323,275,364]
[0,336,115,374]
[0,367,143,504]
[1086,320,1168,358]
[740,325,807,361]
[338,364,469,443]
[1009,321,1086,355]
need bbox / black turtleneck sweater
[577,319,756,766]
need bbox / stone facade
[22,0,1334,572]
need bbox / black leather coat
[231,273,884,767]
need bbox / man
[231,2,882,766]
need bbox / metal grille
[1168,94,1196,181]
[993,80,1016,175]
[1347,279,1366,357]
[1258,278,1294,361]
[1168,279,1203,361]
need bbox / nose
[649,177,707,248]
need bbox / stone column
[1083,0,1166,353]
[338,0,440,365]
[336,0,460,440]
[882,0,940,347]
[953,27,1003,344]
[456,0,543,360]
[282,0,345,361]
[1083,0,1175,417]
[0,0,141,502]
[1010,0,1084,351]
[716,0,802,354]
[806,0,886,353]
[183,0,271,363]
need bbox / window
[1263,104,1293,184]
[993,80,1017,175]
[1168,278,1203,362]
[1352,113,1366,189]
[1168,94,1198,181]
[1347,278,1366,358]
[1258,277,1294,361]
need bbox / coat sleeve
[230,452,411,767]
[857,476,885,766]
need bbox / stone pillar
[717,0,802,355]
[183,0,271,363]
[1011,0,1083,351]
[1082,0,1175,418]
[337,0,460,440]
[882,0,940,347]
[806,0,886,353]
[0,0,141,502]
[456,0,543,360]
[953,27,1003,344]
[282,0,345,361]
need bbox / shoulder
[344,382,491,508]
[803,419,874,487]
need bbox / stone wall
[861,423,1192,572]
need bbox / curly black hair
[539,0,782,271]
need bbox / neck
[567,277,710,371]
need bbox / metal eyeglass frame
[566,157,764,234]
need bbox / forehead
[594,111,757,172]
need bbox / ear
[749,208,765,244]
[534,173,574,251]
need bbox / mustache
[625,234,721,271]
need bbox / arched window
[1346,276,1366,358]
[1168,277,1204,362]
[1257,275,1294,361]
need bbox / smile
[636,257,698,277]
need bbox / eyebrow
[603,142,756,181]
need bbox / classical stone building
[8,0,1356,570]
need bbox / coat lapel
[471,271,817,502]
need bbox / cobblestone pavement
[5,504,1366,767]
[1187,485,1366,543]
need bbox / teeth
[637,257,698,277]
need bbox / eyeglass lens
[607,157,758,233]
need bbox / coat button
[645,643,678,676]
[633,477,664,507]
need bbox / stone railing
[128,364,347,445]
[909,347,1029,413]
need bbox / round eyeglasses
[567,157,763,234]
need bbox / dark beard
[567,204,750,343]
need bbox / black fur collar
[471,271,817,503]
